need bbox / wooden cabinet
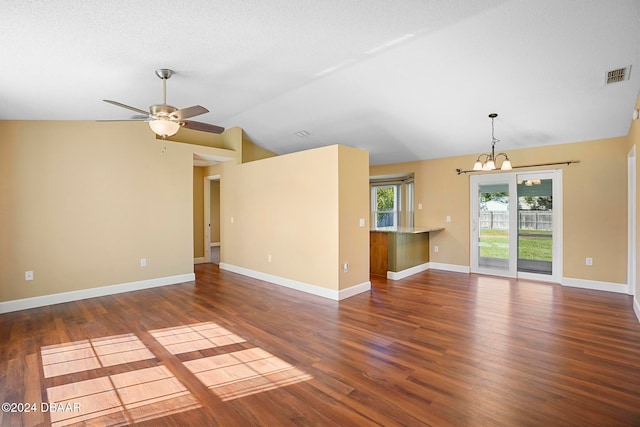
[370,231,389,276]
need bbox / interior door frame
[204,174,221,263]
[470,169,563,283]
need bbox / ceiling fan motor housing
[150,104,179,119]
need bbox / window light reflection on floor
[183,347,313,401]
[149,321,246,354]
[41,334,155,378]
[46,365,201,427]
[38,322,312,426]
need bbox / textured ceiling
[2,0,639,165]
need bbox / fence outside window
[480,211,552,231]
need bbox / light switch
[359,218,365,227]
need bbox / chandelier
[473,113,512,171]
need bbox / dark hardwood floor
[1,264,640,426]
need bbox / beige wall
[190,133,274,261]
[0,120,232,303]
[242,130,277,163]
[221,144,369,291]
[4,112,636,305]
[193,167,205,258]
[371,136,630,286]
[338,145,370,289]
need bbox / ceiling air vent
[606,66,631,84]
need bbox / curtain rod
[455,160,580,175]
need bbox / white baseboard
[387,262,430,280]
[634,297,640,323]
[561,277,629,294]
[194,257,208,264]
[339,281,372,300]
[429,263,471,274]
[0,273,196,314]
[219,263,370,301]
[386,262,472,280]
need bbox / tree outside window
[372,185,399,228]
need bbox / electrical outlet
[585,257,593,266]
[268,254,272,263]
[434,246,439,253]
[140,258,147,267]
[25,271,34,281]
[343,263,349,272]
[446,215,451,222]
[359,218,365,227]
[418,203,423,210]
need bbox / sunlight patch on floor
[184,347,313,401]
[149,322,246,354]
[39,322,312,425]
[41,334,155,378]
[45,366,200,427]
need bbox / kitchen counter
[370,226,443,279]
[370,226,444,234]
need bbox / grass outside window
[479,229,552,261]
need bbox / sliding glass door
[471,175,517,277]
[471,171,562,282]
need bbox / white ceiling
[2,0,639,165]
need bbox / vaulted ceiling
[2,0,639,164]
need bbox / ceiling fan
[103,69,224,137]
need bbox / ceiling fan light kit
[103,69,225,138]
[149,118,180,137]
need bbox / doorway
[470,170,562,282]
[204,174,221,264]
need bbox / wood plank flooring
[1,265,640,426]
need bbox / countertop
[370,226,444,234]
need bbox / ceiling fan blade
[172,105,209,120]
[182,120,225,134]
[103,99,149,116]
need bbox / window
[372,185,399,229]
[370,173,415,230]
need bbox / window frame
[369,173,415,230]
[371,184,400,229]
